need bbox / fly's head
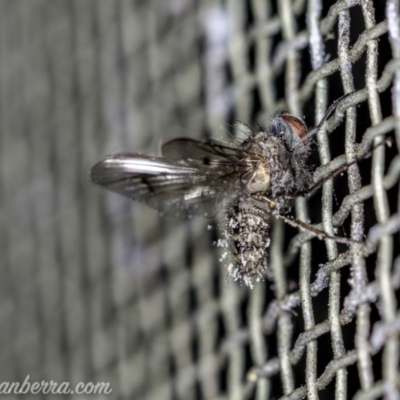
[270,113,309,156]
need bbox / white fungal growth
[219,251,228,262]
[216,238,229,248]
[221,201,271,288]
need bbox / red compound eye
[280,114,308,139]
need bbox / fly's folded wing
[162,138,242,162]
[90,153,237,218]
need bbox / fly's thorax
[242,131,283,158]
[241,132,289,195]
[223,200,270,288]
[241,162,270,193]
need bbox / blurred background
[0,0,399,399]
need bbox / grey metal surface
[0,0,399,399]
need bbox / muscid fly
[90,110,353,288]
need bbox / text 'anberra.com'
[0,375,112,395]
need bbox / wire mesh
[0,0,399,399]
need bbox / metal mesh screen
[0,0,399,399]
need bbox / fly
[90,98,358,288]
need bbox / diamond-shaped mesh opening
[0,1,399,399]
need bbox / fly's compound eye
[280,114,308,139]
[270,113,309,155]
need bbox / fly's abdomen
[223,201,270,288]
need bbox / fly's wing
[90,153,238,218]
[162,137,241,162]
